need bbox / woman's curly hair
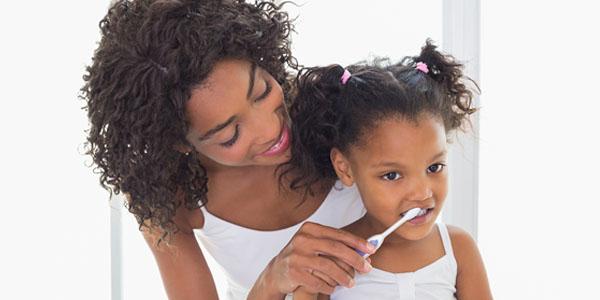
[282,39,479,193]
[81,0,296,241]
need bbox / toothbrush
[356,207,422,258]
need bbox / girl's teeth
[417,209,427,217]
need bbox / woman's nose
[249,106,282,147]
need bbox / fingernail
[363,261,373,272]
[348,279,355,288]
[366,242,376,253]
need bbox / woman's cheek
[215,147,248,165]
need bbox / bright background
[1,0,598,299]
[478,1,600,299]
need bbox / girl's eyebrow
[370,150,448,169]
[430,150,447,161]
[198,62,257,142]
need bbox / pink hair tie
[415,62,429,74]
[341,69,352,85]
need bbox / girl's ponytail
[281,65,347,193]
[407,39,478,131]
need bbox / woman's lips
[259,124,290,157]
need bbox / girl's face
[332,115,448,241]
[185,59,291,168]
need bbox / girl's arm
[142,204,219,300]
[449,226,493,300]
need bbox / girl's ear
[330,148,355,187]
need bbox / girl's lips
[408,208,433,225]
[259,124,290,157]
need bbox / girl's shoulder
[446,224,493,299]
[446,224,474,244]
[445,224,479,268]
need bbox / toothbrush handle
[355,240,378,258]
[355,248,368,258]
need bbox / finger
[328,255,355,277]
[290,268,335,295]
[300,222,376,255]
[311,269,337,287]
[307,255,355,288]
[293,287,317,300]
[309,237,372,274]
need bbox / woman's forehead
[185,59,254,136]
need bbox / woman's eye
[255,79,272,102]
[220,125,239,148]
[382,172,401,181]
[427,163,446,173]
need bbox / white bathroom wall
[478,1,600,298]
[0,1,112,299]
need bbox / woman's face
[185,59,291,168]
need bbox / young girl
[288,41,492,299]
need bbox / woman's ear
[330,148,355,187]
[174,144,193,155]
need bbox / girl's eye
[382,172,401,181]
[427,163,446,173]
[220,125,239,148]
[255,79,272,102]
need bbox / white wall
[479,1,600,298]
[289,0,442,67]
[0,1,112,299]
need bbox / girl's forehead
[350,116,447,165]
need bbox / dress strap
[437,222,454,257]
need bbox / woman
[81,0,374,299]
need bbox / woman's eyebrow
[198,115,237,141]
[246,62,257,99]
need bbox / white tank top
[331,223,458,300]
[194,182,366,300]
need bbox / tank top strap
[197,204,220,233]
[437,222,454,257]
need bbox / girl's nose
[406,178,433,201]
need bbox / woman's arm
[449,225,493,300]
[248,222,374,299]
[142,204,219,300]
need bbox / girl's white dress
[331,223,458,300]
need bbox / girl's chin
[394,223,437,241]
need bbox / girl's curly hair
[81,0,296,240]
[282,39,478,193]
